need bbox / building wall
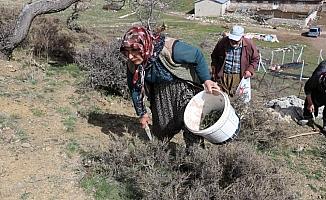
[195,0,225,17]
[229,2,321,12]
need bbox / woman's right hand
[140,113,151,128]
[306,95,314,113]
[308,103,314,113]
[204,80,220,94]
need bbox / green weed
[16,129,28,142]
[66,139,80,157]
[0,113,20,128]
[309,170,323,180]
[20,191,31,200]
[47,64,82,78]
[81,175,132,200]
[297,163,321,180]
[56,106,72,115]
[56,107,77,132]
[30,108,45,117]
[308,184,318,193]
[62,115,77,132]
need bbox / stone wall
[266,18,305,28]
[229,2,320,12]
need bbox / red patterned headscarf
[120,26,154,65]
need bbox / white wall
[304,10,318,27]
[195,0,225,17]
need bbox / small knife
[144,124,153,141]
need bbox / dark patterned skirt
[148,80,203,145]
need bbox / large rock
[265,95,324,121]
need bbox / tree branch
[0,0,80,60]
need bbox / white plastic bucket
[184,90,240,144]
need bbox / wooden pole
[292,48,295,63]
[258,71,266,89]
[298,81,304,97]
[287,131,320,139]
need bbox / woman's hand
[204,80,220,94]
[306,95,314,113]
[140,113,151,128]
[308,104,315,113]
[243,70,252,78]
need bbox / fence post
[299,60,305,81]
[297,46,304,62]
[258,53,267,73]
[292,48,295,63]
[298,81,304,97]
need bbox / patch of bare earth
[0,59,135,199]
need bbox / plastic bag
[236,77,251,103]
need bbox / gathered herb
[200,110,223,130]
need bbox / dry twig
[287,131,320,139]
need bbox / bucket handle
[211,88,223,96]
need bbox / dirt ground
[0,59,135,199]
[0,4,326,200]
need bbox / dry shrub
[82,137,295,200]
[233,96,285,151]
[28,16,76,63]
[217,142,294,200]
[0,7,19,47]
[75,39,129,98]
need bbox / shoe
[298,119,313,126]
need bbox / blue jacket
[127,38,211,116]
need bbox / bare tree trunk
[0,0,80,60]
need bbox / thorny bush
[0,7,19,48]
[232,95,288,151]
[82,137,296,200]
[27,16,76,63]
[75,39,129,99]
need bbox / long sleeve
[172,41,211,83]
[127,68,147,116]
[304,61,326,96]
[211,37,227,68]
[211,41,221,67]
[304,76,318,96]
[246,41,260,73]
